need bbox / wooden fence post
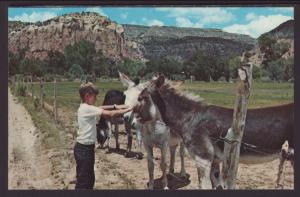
[222,53,253,189]
[26,75,29,95]
[53,77,58,121]
[13,75,16,93]
[31,75,34,98]
[40,78,44,108]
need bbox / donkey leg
[169,145,177,174]
[125,121,133,153]
[160,144,169,189]
[114,123,120,151]
[106,121,113,152]
[210,160,223,190]
[195,156,212,189]
[145,145,154,189]
[136,128,142,152]
[288,148,294,168]
[179,142,187,177]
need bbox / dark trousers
[74,142,95,189]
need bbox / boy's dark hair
[79,82,99,102]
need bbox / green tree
[252,65,261,79]
[266,59,285,81]
[8,51,19,76]
[117,58,146,77]
[47,50,67,75]
[283,57,294,81]
[145,56,183,79]
[68,64,84,78]
[64,39,96,74]
[258,34,276,52]
[184,51,212,81]
[8,49,27,76]
[227,56,241,79]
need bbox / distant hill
[259,19,294,40]
[123,24,257,61]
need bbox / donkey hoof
[216,185,223,190]
[106,149,113,154]
[135,152,144,160]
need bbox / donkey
[119,72,187,177]
[133,88,172,189]
[140,75,294,189]
[96,90,126,152]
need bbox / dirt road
[8,89,294,190]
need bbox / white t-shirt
[76,103,103,145]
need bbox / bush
[33,97,40,109]
[170,74,186,81]
[16,83,27,97]
[44,74,55,82]
[143,72,156,80]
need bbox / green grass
[17,95,66,149]
[27,80,293,112]
[182,81,293,108]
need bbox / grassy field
[28,79,293,112]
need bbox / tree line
[9,38,294,82]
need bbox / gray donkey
[134,88,186,189]
[119,72,187,177]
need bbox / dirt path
[8,89,56,189]
[8,89,294,190]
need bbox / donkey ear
[155,75,165,88]
[118,71,135,87]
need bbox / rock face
[8,12,258,63]
[261,19,294,40]
[123,24,257,61]
[247,20,294,66]
[259,20,294,60]
[8,12,292,65]
[8,12,142,61]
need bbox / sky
[8,6,294,38]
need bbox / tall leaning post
[222,52,253,189]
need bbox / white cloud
[120,12,128,20]
[141,17,164,26]
[8,11,57,22]
[155,7,234,25]
[175,17,203,28]
[148,19,164,26]
[85,7,107,17]
[223,14,293,38]
[245,13,257,21]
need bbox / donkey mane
[149,90,168,123]
[158,82,208,110]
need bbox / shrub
[16,83,27,97]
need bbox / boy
[74,82,133,189]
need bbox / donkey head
[133,88,157,123]
[135,75,169,124]
[119,71,148,126]
[147,74,166,93]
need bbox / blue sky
[8,6,294,38]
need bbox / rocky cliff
[247,19,294,66]
[260,19,294,40]
[8,12,143,61]
[9,12,259,63]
